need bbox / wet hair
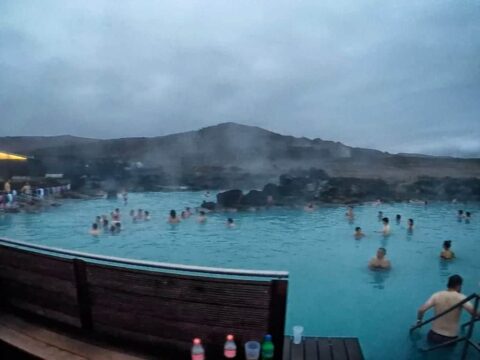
[115,222,121,228]
[92,223,98,230]
[447,274,463,289]
[378,247,387,255]
[382,217,389,224]
[458,210,464,215]
[103,219,108,227]
[465,211,471,217]
[115,208,119,212]
[408,218,414,225]
[227,218,234,223]
[145,211,149,216]
[395,214,401,220]
[355,227,361,231]
[443,240,452,249]
[170,209,176,218]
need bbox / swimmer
[185,207,192,217]
[226,218,235,228]
[181,211,188,219]
[90,223,101,236]
[197,210,207,223]
[168,210,180,224]
[345,206,354,218]
[457,210,464,219]
[354,227,365,239]
[465,211,471,223]
[136,209,144,221]
[114,222,121,232]
[440,240,455,260]
[102,218,109,228]
[381,217,390,235]
[144,211,151,221]
[95,215,102,225]
[109,224,117,233]
[395,214,401,223]
[304,203,315,212]
[368,247,391,270]
[377,211,383,221]
[407,218,414,231]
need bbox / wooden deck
[283,336,364,360]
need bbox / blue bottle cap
[264,334,272,341]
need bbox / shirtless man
[368,247,391,269]
[415,275,478,344]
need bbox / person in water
[354,227,365,239]
[368,247,391,269]
[395,214,401,223]
[457,210,464,219]
[185,207,192,217]
[407,218,414,231]
[377,211,383,221]
[144,211,151,220]
[346,206,354,218]
[380,217,390,235]
[415,275,478,345]
[102,218,109,228]
[181,211,188,219]
[304,203,315,212]
[168,210,180,224]
[440,240,455,260]
[197,210,207,223]
[226,218,235,228]
[90,223,101,236]
[465,211,471,223]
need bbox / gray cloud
[0,0,479,156]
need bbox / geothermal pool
[1,192,479,359]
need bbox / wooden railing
[0,237,289,359]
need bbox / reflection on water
[370,269,390,290]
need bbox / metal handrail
[0,237,289,279]
[409,292,480,359]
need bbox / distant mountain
[1,122,480,181]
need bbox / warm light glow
[0,152,28,161]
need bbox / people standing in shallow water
[226,218,235,228]
[345,206,354,219]
[368,247,391,269]
[168,210,180,224]
[440,240,455,260]
[90,223,100,236]
[407,218,414,231]
[197,210,207,223]
[381,217,390,235]
[377,211,383,221]
[354,227,365,239]
[415,275,478,345]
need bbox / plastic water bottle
[191,338,205,360]
[224,334,237,358]
[261,334,274,360]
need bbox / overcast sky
[1,1,479,157]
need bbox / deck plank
[344,338,364,360]
[291,341,304,360]
[283,337,291,360]
[330,339,348,360]
[304,338,319,360]
[317,338,332,360]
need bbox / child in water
[440,240,455,260]
[354,227,365,239]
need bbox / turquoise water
[1,192,479,360]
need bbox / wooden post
[73,259,92,331]
[268,279,288,360]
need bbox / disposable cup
[293,325,304,344]
[244,340,260,360]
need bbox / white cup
[293,325,304,344]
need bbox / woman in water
[440,240,455,260]
[407,218,414,231]
[354,227,365,239]
[168,210,180,224]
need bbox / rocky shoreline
[200,169,480,211]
